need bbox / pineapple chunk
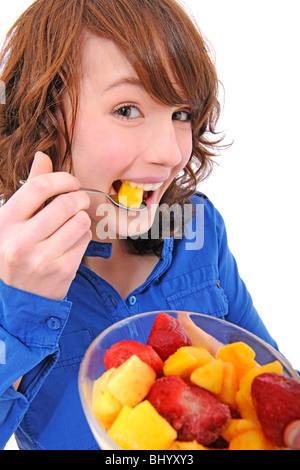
[106,405,133,445]
[118,182,143,208]
[163,346,215,379]
[107,355,156,407]
[190,359,224,394]
[92,389,122,430]
[107,401,177,450]
[92,368,116,402]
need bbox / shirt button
[128,295,137,306]
[47,317,61,330]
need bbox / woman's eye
[114,104,142,119]
[173,110,192,122]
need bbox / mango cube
[216,342,257,383]
[216,361,238,408]
[118,182,143,208]
[239,360,283,393]
[190,359,224,394]
[107,400,177,450]
[222,419,259,443]
[107,355,156,407]
[228,428,276,450]
[163,346,215,379]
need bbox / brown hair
[0,0,223,254]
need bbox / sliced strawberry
[146,313,192,361]
[251,372,300,447]
[104,339,164,377]
[147,375,231,445]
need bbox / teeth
[124,180,164,191]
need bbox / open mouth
[112,180,164,204]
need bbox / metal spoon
[78,187,147,212]
[19,180,147,212]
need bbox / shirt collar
[84,240,113,259]
[83,237,173,263]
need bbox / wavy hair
[0,0,223,254]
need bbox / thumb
[28,151,53,180]
[284,420,300,450]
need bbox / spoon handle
[19,181,146,212]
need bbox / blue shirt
[0,194,278,450]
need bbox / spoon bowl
[79,187,147,212]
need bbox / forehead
[81,34,138,88]
[80,32,187,103]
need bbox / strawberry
[251,372,300,447]
[104,340,164,377]
[147,375,231,445]
[146,313,192,361]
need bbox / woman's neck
[83,237,160,299]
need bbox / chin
[95,202,157,241]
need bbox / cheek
[177,131,193,171]
[71,118,133,182]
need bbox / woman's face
[69,34,193,239]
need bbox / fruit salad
[90,313,300,450]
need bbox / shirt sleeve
[215,209,279,350]
[0,280,72,449]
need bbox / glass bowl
[78,311,299,450]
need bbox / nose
[143,121,183,168]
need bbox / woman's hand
[0,152,92,300]
[177,312,224,356]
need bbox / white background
[2,0,300,450]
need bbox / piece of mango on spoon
[117,181,144,209]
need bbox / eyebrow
[103,77,145,94]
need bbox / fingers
[284,420,300,450]
[4,227,92,301]
[23,189,91,242]
[40,207,92,258]
[5,171,81,222]
[0,151,93,300]
[45,229,92,300]
[177,312,224,356]
[2,150,81,222]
